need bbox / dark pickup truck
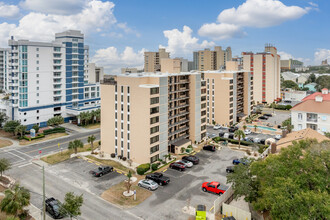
[45,197,63,219]
[89,166,113,177]
[146,172,170,186]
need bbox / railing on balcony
[168,134,190,145]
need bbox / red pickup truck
[202,181,228,195]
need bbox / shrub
[122,157,127,161]
[151,163,159,171]
[43,127,65,135]
[187,145,193,149]
[118,155,123,160]
[136,163,150,175]
[213,137,221,143]
[110,153,116,158]
[246,149,251,155]
[22,133,45,141]
[137,167,145,175]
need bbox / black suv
[203,145,216,152]
[146,172,170,186]
[46,198,63,219]
[228,126,238,132]
[89,166,113,177]
[182,155,199,164]
[226,166,234,173]
[258,116,268,120]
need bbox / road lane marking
[6,150,25,161]
[163,169,167,172]
[18,162,32,168]
[209,206,214,212]
[12,149,33,158]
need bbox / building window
[127,124,130,131]
[121,86,124,93]
[150,107,159,114]
[150,88,159,95]
[127,151,130,159]
[298,113,303,121]
[150,154,159,163]
[150,97,159,105]
[37,116,39,120]
[150,135,159,144]
[150,116,159,124]
[127,87,130,94]
[298,124,302,130]
[127,133,130,140]
[150,126,159,134]
[127,114,130,121]
[150,145,159,154]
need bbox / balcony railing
[168,134,189,145]
[307,118,317,122]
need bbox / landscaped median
[19,127,67,145]
[85,155,135,174]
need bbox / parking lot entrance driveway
[130,146,244,220]
[47,158,126,196]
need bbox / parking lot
[47,157,126,195]
[130,146,244,220]
[262,109,291,126]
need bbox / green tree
[68,139,84,154]
[325,132,330,138]
[3,120,21,135]
[87,135,96,153]
[60,192,83,220]
[94,109,101,123]
[282,118,293,132]
[0,112,8,128]
[243,125,247,130]
[14,125,27,138]
[32,124,39,133]
[281,80,299,90]
[47,116,64,126]
[125,170,133,193]
[234,130,246,149]
[227,139,330,220]
[180,147,185,153]
[0,184,30,217]
[253,124,258,132]
[0,158,10,177]
[315,75,330,90]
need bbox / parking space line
[94,162,101,166]
[163,169,167,173]
[209,206,214,212]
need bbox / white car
[244,129,252,135]
[275,134,282,140]
[177,159,193,168]
[138,179,158,191]
[253,138,260,143]
[223,133,229,139]
[213,124,221,130]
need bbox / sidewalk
[60,123,89,133]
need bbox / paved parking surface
[47,158,126,195]
[262,109,290,126]
[130,146,244,220]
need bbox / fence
[213,185,234,214]
[222,203,251,220]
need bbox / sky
[0,0,329,73]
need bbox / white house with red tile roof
[291,88,330,135]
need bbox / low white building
[291,88,330,134]
[283,89,307,102]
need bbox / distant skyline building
[0,30,101,128]
[280,59,303,71]
[0,48,10,91]
[242,45,281,103]
[192,46,232,71]
[144,48,170,72]
[160,57,188,73]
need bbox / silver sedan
[138,179,159,191]
[177,159,193,168]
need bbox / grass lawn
[0,129,16,139]
[82,123,100,129]
[0,139,13,148]
[85,155,135,174]
[19,133,68,146]
[101,179,152,208]
[41,142,98,165]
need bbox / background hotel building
[192,46,232,71]
[144,48,170,72]
[101,72,207,164]
[203,62,253,126]
[242,45,281,103]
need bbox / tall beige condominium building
[144,48,170,72]
[203,62,253,126]
[193,46,232,71]
[100,72,207,164]
[242,45,281,103]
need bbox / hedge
[43,127,66,135]
[213,137,268,149]
[271,104,292,110]
[151,163,160,171]
[22,133,45,141]
[136,163,150,175]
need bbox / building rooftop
[291,99,330,114]
[276,128,329,152]
[302,89,330,102]
[117,71,198,78]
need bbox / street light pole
[43,165,46,220]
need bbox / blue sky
[0,0,329,73]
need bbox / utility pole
[43,165,46,220]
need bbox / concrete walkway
[60,123,89,133]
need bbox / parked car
[138,179,159,191]
[177,159,193,168]
[201,181,228,195]
[259,139,266,145]
[233,158,249,165]
[219,132,225,137]
[89,166,113,177]
[182,155,199,165]
[145,172,170,186]
[275,134,282,140]
[228,134,234,139]
[244,137,254,142]
[203,145,216,152]
[169,162,186,171]
[244,129,251,135]
[258,116,268,120]
[263,113,272,117]
[226,166,234,173]
[213,124,221,130]
[228,126,238,132]
[223,133,229,139]
[253,138,260,143]
[45,198,63,219]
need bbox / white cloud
[308,2,318,8]
[198,0,310,40]
[117,22,140,37]
[0,0,116,46]
[160,26,215,57]
[91,46,145,74]
[198,23,245,40]
[314,49,330,65]
[20,0,86,15]
[0,2,20,18]
[0,23,16,46]
[278,51,294,60]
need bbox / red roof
[302,92,330,102]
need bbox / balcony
[169,119,189,128]
[307,113,318,123]
[168,134,189,145]
[169,126,189,136]
[169,111,189,119]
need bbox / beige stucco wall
[160,58,181,73]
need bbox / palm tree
[14,125,27,138]
[94,109,101,123]
[0,184,30,217]
[125,170,133,193]
[234,129,246,149]
[254,125,258,132]
[88,135,96,153]
[243,124,247,131]
[68,139,84,154]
